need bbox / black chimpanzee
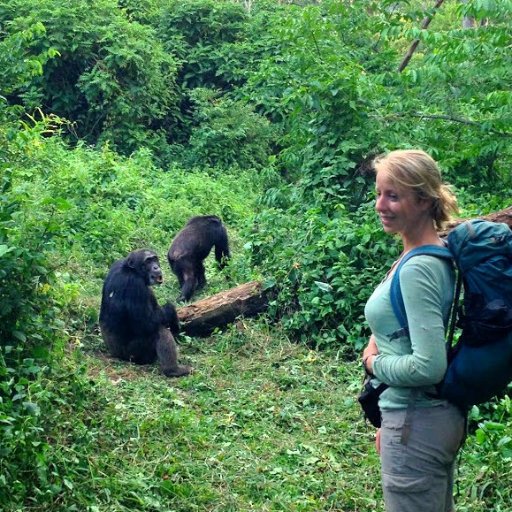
[99,249,192,378]
[168,215,230,302]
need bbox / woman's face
[375,170,430,237]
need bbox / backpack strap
[389,245,453,338]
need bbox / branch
[398,0,446,73]
[378,112,512,138]
[438,205,512,237]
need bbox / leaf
[314,281,332,292]
[12,331,27,342]
[0,245,14,258]
[23,402,40,415]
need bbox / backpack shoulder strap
[390,245,453,335]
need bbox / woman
[362,149,465,512]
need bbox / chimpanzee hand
[162,302,180,337]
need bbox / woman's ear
[417,195,434,213]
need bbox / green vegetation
[1,0,511,510]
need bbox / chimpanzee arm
[161,302,180,337]
[214,226,230,269]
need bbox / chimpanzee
[99,249,192,378]
[168,215,230,302]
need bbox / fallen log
[177,280,270,337]
[439,205,512,237]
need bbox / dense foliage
[243,0,512,349]
[1,0,511,509]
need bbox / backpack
[390,219,512,411]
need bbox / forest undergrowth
[75,323,379,512]
[35,320,505,512]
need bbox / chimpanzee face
[126,250,164,286]
[143,252,163,286]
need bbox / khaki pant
[380,403,465,512]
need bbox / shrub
[182,88,276,170]
[0,0,180,155]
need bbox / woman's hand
[376,428,381,455]
[365,334,378,353]
[362,334,379,374]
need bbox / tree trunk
[177,281,270,337]
[460,0,476,28]
[439,205,512,237]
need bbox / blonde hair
[373,149,458,230]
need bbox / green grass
[12,318,511,512]
[32,322,381,512]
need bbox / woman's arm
[372,258,449,386]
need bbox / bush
[1,0,180,155]
[182,88,276,170]
[0,110,91,507]
[156,0,250,90]
[247,197,400,351]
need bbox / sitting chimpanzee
[99,249,192,378]
[168,215,230,302]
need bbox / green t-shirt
[364,254,455,410]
